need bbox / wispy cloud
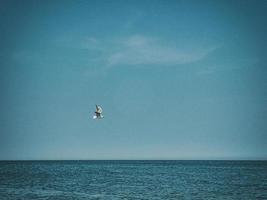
[80,37,102,50]
[106,35,216,67]
[54,34,217,69]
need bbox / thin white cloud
[106,35,217,67]
[54,34,217,69]
[80,37,102,50]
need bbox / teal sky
[0,0,266,160]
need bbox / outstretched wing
[96,105,103,114]
[96,105,102,113]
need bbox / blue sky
[0,0,266,160]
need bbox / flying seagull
[93,105,104,119]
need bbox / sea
[0,160,266,200]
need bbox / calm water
[0,160,266,200]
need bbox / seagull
[93,105,104,119]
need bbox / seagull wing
[96,105,103,113]
[97,106,103,113]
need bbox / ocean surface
[0,160,266,200]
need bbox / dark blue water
[0,160,266,200]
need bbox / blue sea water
[0,160,266,200]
